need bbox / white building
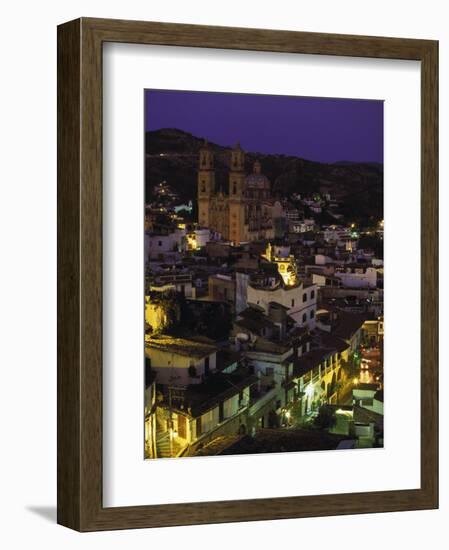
[145,229,185,262]
[323,225,351,243]
[148,271,194,298]
[290,218,315,234]
[186,227,211,250]
[312,266,377,289]
[145,335,217,386]
[353,385,383,415]
[247,280,318,329]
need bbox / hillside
[145,128,383,224]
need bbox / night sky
[145,89,383,164]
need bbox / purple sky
[145,89,383,164]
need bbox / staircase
[155,416,186,458]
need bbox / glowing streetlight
[305,385,314,397]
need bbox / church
[197,142,282,245]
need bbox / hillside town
[144,141,384,459]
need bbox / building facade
[197,142,280,244]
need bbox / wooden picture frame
[57,17,438,531]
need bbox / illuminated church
[197,142,281,244]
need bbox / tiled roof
[293,347,336,377]
[332,311,366,341]
[146,334,217,358]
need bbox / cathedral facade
[197,142,280,245]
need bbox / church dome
[245,161,270,189]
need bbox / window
[302,292,307,302]
[291,299,295,307]
[311,290,315,299]
[204,356,210,376]
[302,313,307,323]
[310,309,315,319]
[158,241,162,247]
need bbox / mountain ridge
[145,128,383,223]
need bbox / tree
[341,352,361,380]
[153,290,182,334]
[333,381,344,403]
[358,234,384,259]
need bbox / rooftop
[164,365,258,417]
[354,405,384,430]
[374,389,384,402]
[332,311,366,341]
[250,338,293,355]
[145,334,217,358]
[315,331,350,353]
[294,347,337,377]
[235,317,276,334]
[354,383,380,392]
[215,428,348,455]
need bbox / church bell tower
[229,143,245,198]
[229,143,246,243]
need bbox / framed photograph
[57,17,438,531]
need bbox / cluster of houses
[144,149,383,458]
[144,229,384,459]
